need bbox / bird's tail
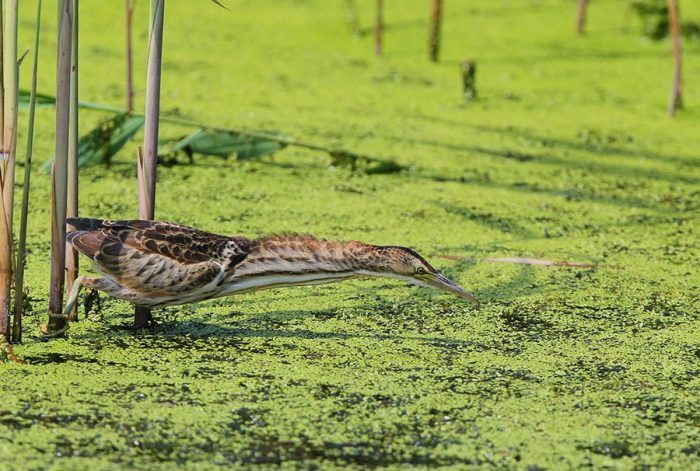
[67,217,108,232]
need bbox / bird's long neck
[222,235,380,294]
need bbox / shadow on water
[55,282,550,357]
[23,352,130,367]
[58,288,494,355]
[479,264,545,302]
[435,201,536,238]
[51,317,488,355]
[408,117,699,168]
[382,132,698,188]
[25,250,568,361]
[473,47,669,65]
[419,170,664,212]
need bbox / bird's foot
[39,316,70,340]
[117,320,158,332]
[134,306,156,330]
[116,307,157,332]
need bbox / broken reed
[667,0,682,117]
[461,60,476,102]
[428,0,442,62]
[13,0,43,343]
[576,0,588,35]
[0,0,19,341]
[374,0,383,55]
[46,0,74,333]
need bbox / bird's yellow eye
[416,267,426,275]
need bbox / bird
[49,218,479,333]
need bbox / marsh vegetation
[1,0,699,468]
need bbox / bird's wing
[68,218,249,262]
[67,218,250,296]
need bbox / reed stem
[141,0,164,220]
[428,0,442,62]
[576,0,588,35]
[374,0,383,56]
[65,0,79,321]
[135,0,165,327]
[0,0,18,341]
[667,0,682,117]
[46,0,73,333]
[126,0,134,112]
[12,0,42,343]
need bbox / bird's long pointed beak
[424,273,480,306]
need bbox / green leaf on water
[23,88,399,174]
[19,89,56,109]
[167,129,286,160]
[42,112,145,171]
[73,100,126,113]
[209,0,230,10]
[20,89,124,113]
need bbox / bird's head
[366,246,480,306]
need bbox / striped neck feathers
[220,235,429,295]
[232,235,380,279]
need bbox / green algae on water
[2,0,699,468]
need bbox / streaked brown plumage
[58,218,479,331]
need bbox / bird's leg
[132,306,155,330]
[41,276,101,338]
[64,276,91,319]
[117,306,156,331]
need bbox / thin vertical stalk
[0,1,4,154]
[428,0,442,62]
[65,0,79,321]
[126,0,135,112]
[0,0,6,340]
[2,0,17,221]
[374,0,383,56]
[142,0,163,220]
[13,0,42,343]
[0,0,18,341]
[0,191,9,341]
[576,0,587,35]
[45,0,73,333]
[150,0,158,33]
[135,0,164,327]
[667,0,682,117]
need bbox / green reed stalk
[13,0,42,343]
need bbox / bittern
[49,218,479,333]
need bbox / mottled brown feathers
[68,218,250,265]
[67,218,252,304]
[64,218,439,308]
